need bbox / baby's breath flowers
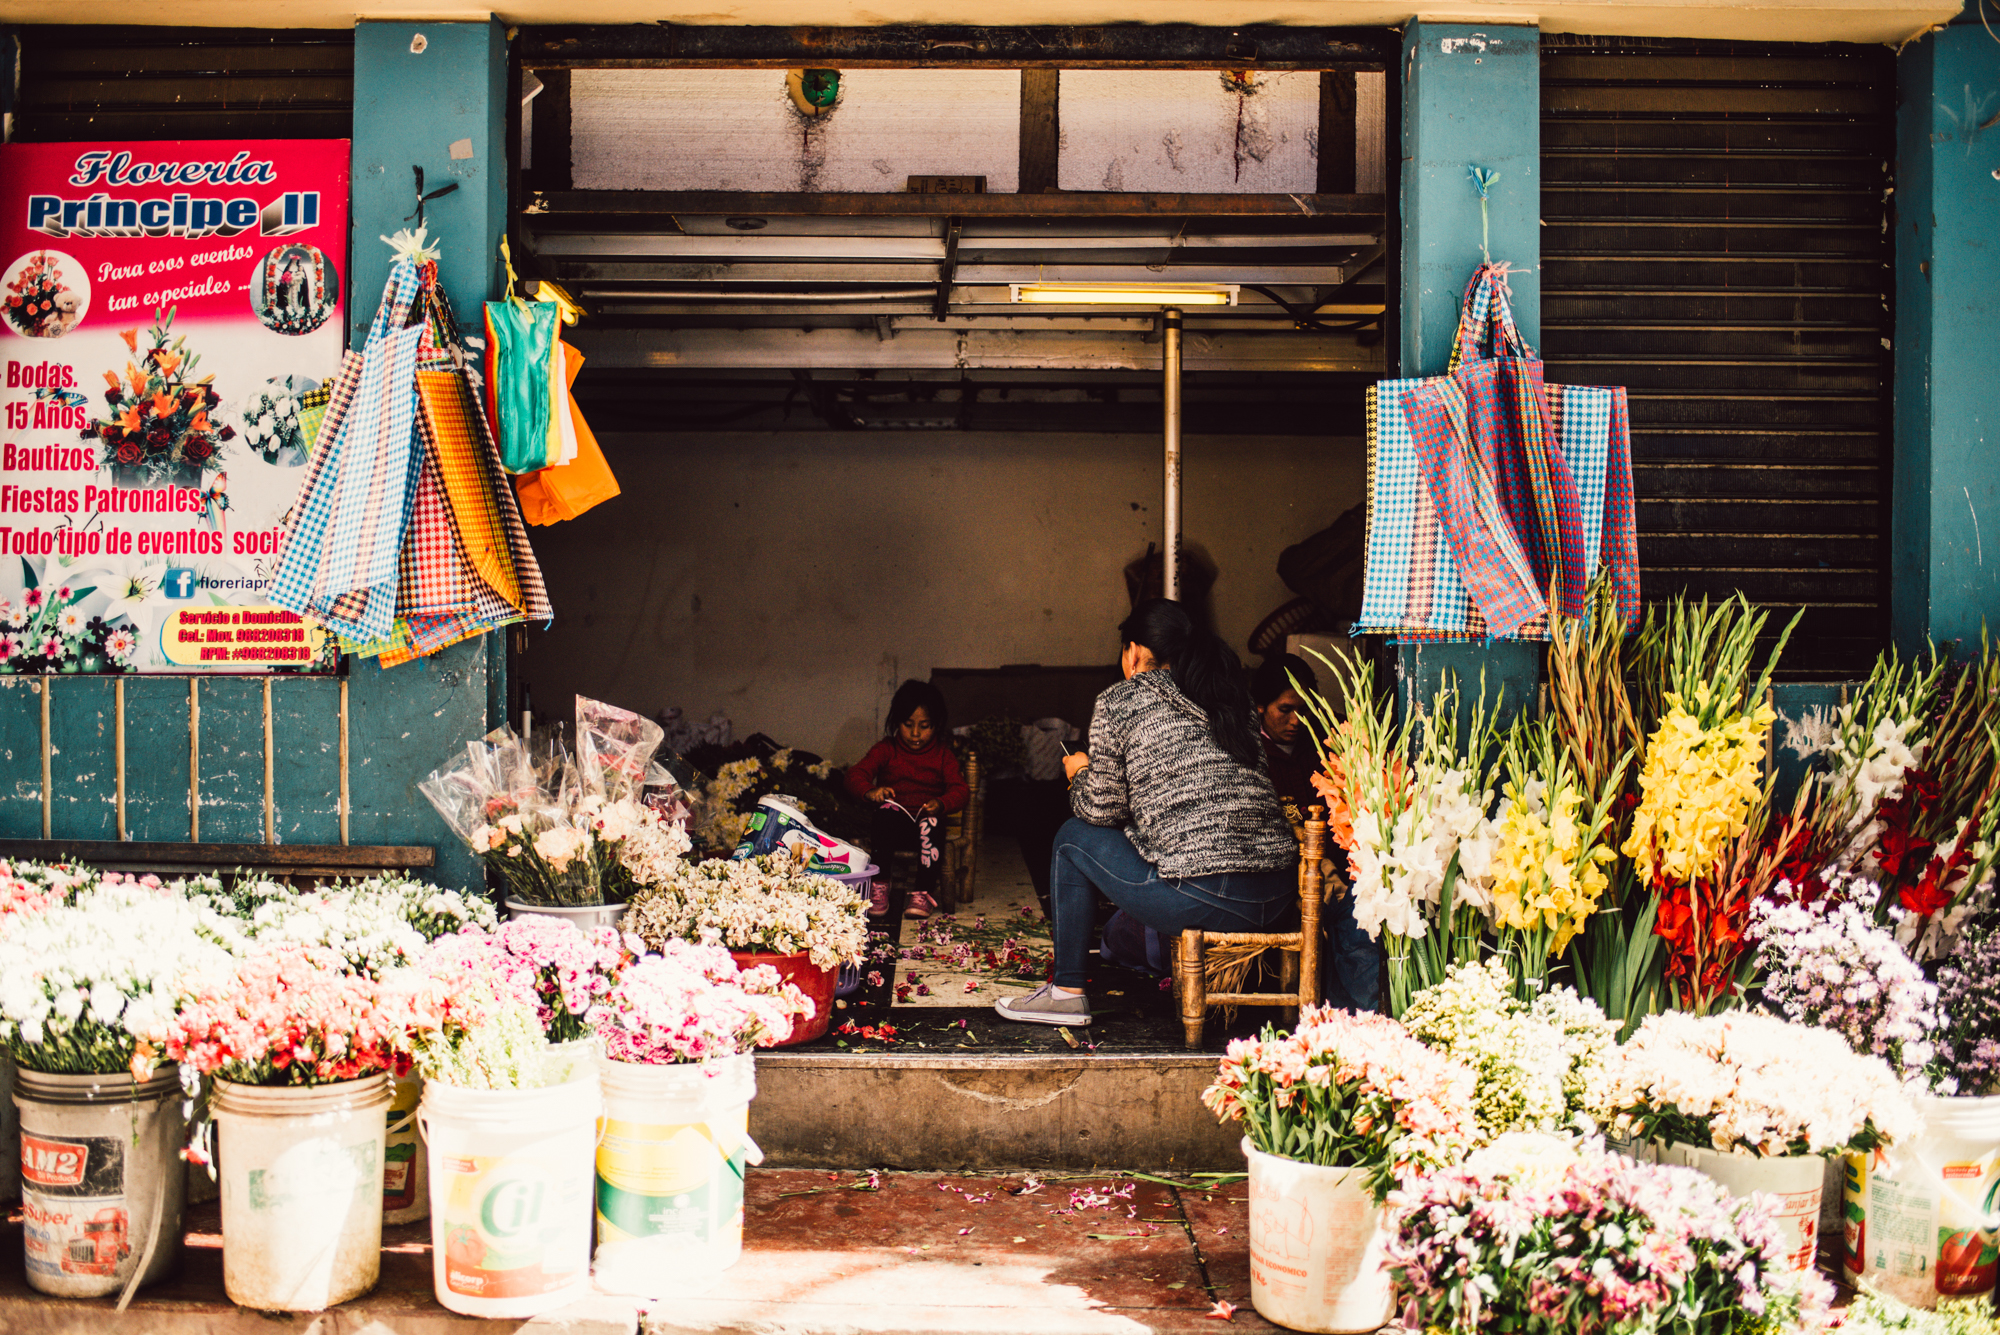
[624,855,868,971]
[1402,958,1616,1141]
[1750,889,1941,1088]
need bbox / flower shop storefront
[2,8,2000,1335]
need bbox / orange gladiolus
[1309,757,1360,853]
[118,328,139,354]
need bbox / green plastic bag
[482,238,561,476]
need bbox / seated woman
[995,599,1299,1027]
[1251,652,1321,811]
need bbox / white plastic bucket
[13,1065,185,1301]
[1844,1094,2000,1307]
[1653,1142,1824,1272]
[383,1073,427,1225]
[419,1068,603,1319]
[505,899,628,932]
[213,1074,391,1312]
[1242,1139,1393,1334]
[594,1053,758,1298]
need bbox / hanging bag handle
[1446,263,1536,373]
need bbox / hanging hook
[1464,163,1496,263]
[406,165,460,229]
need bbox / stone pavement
[0,1168,1286,1334]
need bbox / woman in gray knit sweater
[995,599,1299,1028]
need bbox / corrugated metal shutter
[1541,38,1892,678]
[10,26,353,142]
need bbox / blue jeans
[1323,888,1382,1012]
[1049,818,1297,989]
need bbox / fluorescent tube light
[1009,283,1238,307]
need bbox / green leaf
[19,557,36,591]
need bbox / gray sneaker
[994,984,1092,1027]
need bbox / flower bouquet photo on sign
[2,250,87,339]
[0,558,139,675]
[81,308,234,487]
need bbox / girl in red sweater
[845,680,968,919]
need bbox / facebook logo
[162,569,198,600]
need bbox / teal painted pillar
[1893,27,2000,656]
[351,20,508,348]
[349,20,511,892]
[1394,22,1545,719]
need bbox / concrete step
[752,1050,1239,1171]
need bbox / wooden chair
[936,745,984,906]
[1173,808,1328,1048]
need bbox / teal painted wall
[1394,23,1545,719]
[1401,22,1542,376]
[1894,27,2000,655]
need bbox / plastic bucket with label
[420,1066,603,1318]
[1652,1142,1825,1272]
[1242,1139,1393,1334]
[1844,1094,2000,1307]
[383,1072,427,1225]
[213,1074,391,1312]
[13,1065,184,1301]
[594,1053,759,1298]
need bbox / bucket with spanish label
[213,1074,391,1312]
[420,1066,602,1319]
[1845,1094,2000,1308]
[13,1065,184,1301]
[383,1072,427,1224]
[594,1052,760,1298]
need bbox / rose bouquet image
[81,307,234,485]
[3,251,81,338]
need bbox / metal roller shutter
[9,26,353,143]
[1541,37,1893,678]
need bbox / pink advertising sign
[0,139,349,673]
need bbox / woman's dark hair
[1251,653,1318,709]
[884,679,950,741]
[1118,598,1260,768]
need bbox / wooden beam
[527,190,1386,221]
[1018,68,1060,196]
[1317,70,1357,196]
[518,25,1396,71]
[0,839,437,868]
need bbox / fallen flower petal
[1207,1300,1237,1321]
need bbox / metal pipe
[1163,307,1183,602]
[588,287,936,302]
[188,678,200,843]
[263,678,275,846]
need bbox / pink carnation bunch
[488,917,629,1042]
[593,939,812,1064]
[0,858,102,922]
[1387,1137,1835,1335]
[1201,1005,1478,1201]
[156,942,413,1088]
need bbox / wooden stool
[1173,809,1327,1048]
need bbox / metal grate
[9,26,353,142]
[1540,38,1893,678]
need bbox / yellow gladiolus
[1623,687,1775,888]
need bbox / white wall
[519,430,1364,762]
[1058,70,1320,194]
